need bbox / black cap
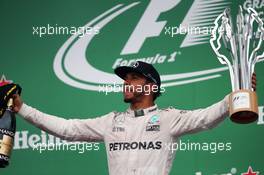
[114,61,161,87]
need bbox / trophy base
[229,89,259,124]
[230,111,258,124]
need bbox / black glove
[0,83,22,117]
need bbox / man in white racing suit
[12,61,256,175]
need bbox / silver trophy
[210,6,264,123]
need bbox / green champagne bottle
[0,83,21,168]
[0,99,16,168]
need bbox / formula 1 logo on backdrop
[54,0,231,91]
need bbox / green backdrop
[1,0,264,174]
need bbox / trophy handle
[210,13,237,91]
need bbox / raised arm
[13,94,111,142]
[169,95,229,137]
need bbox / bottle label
[0,128,15,137]
[0,154,9,161]
[0,135,13,156]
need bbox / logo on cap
[130,61,139,68]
